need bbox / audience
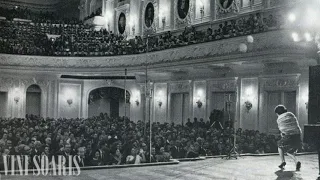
[0,7,283,57]
[0,112,315,170]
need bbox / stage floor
[2,154,319,180]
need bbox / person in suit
[84,144,93,166]
[90,150,103,166]
[76,147,86,167]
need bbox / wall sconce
[200,6,204,21]
[135,99,139,106]
[64,88,75,106]
[244,87,254,113]
[13,88,20,103]
[195,89,204,108]
[162,17,166,30]
[67,99,73,105]
[196,100,202,108]
[305,102,308,110]
[132,24,135,35]
[302,94,308,110]
[14,96,20,103]
[156,90,164,108]
[244,101,252,112]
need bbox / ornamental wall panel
[174,0,195,29]
[142,0,159,35]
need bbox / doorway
[210,92,237,128]
[26,85,41,117]
[170,93,189,125]
[266,91,296,134]
[88,87,130,118]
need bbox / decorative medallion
[177,0,190,19]
[145,2,154,28]
[118,12,126,34]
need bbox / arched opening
[26,84,41,117]
[88,87,130,118]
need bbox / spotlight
[288,13,296,22]
[304,32,312,42]
[292,32,299,42]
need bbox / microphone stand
[223,94,239,160]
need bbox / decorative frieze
[208,79,238,92]
[169,82,191,93]
[262,77,299,88]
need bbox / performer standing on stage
[275,105,302,171]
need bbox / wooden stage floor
[2,154,319,180]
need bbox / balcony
[0,29,313,73]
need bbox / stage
[2,154,319,180]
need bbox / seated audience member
[90,150,103,166]
[186,144,199,158]
[148,147,158,163]
[76,147,86,167]
[156,147,170,162]
[109,147,123,165]
[126,147,145,164]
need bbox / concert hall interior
[0,0,320,179]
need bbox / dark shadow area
[274,170,303,180]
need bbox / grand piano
[304,65,320,176]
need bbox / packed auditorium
[0,0,320,179]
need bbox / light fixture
[196,99,202,108]
[156,90,164,108]
[247,35,254,43]
[239,43,248,53]
[292,32,299,42]
[132,24,135,35]
[129,17,135,35]
[244,101,252,112]
[162,17,166,29]
[244,87,254,112]
[65,89,75,106]
[195,89,204,108]
[159,7,166,29]
[14,96,20,103]
[67,99,73,105]
[200,5,204,21]
[13,88,20,103]
[135,99,139,106]
[288,13,296,22]
[302,94,308,110]
[304,32,312,42]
